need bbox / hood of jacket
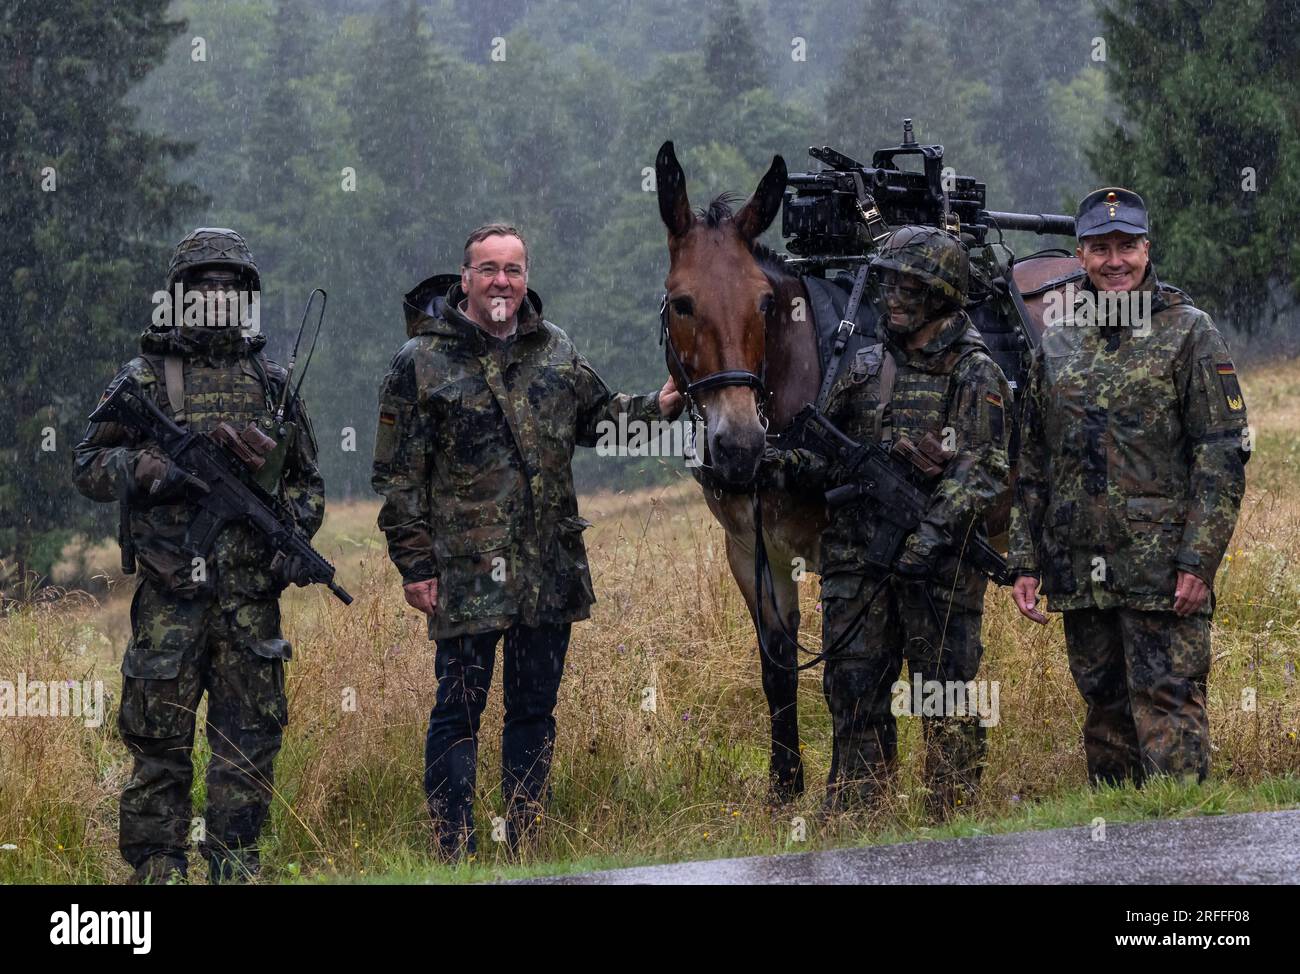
[402,273,546,344]
[139,322,267,362]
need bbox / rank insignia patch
[1216,363,1245,412]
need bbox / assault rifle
[793,404,1012,586]
[90,374,353,604]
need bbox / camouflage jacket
[1007,269,1249,614]
[371,276,663,639]
[779,310,1012,610]
[73,325,326,604]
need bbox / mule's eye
[671,296,694,317]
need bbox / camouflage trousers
[1062,607,1211,787]
[117,580,289,880]
[821,573,988,818]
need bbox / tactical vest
[149,352,276,434]
[129,344,282,600]
[839,339,981,445]
[890,349,980,444]
[821,332,991,609]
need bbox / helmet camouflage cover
[869,225,969,306]
[166,227,261,290]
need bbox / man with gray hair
[1008,188,1250,786]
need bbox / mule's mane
[750,241,797,280]
[694,192,799,281]
[694,192,745,228]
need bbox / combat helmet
[166,227,261,290]
[868,225,968,307]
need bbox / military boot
[206,846,260,884]
[922,715,986,822]
[130,855,188,885]
[821,734,897,819]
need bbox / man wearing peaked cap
[1007,186,1250,787]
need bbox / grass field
[2,362,1298,884]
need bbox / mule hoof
[768,766,805,805]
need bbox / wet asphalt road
[532,809,1300,884]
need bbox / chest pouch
[250,416,297,494]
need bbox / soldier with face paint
[1008,188,1250,787]
[74,228,325,884]
[763,226,1012,819]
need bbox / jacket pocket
[437,523,514,624]
[1114,495,1185,596]
[545,514,595,610]
[1038,500,1077,596]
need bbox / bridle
[658,290,768,417]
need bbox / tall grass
[2,364,1297,883]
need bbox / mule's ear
[734,154,788,242]
[656,140,693,238]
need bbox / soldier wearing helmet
[762,226,1012,819]
[73,228,325,883]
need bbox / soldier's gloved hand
[133,448,200,504]
[755,447,787,491]
[276,553,315,588]
[893,545,934,579]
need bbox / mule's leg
[724,529,805,802]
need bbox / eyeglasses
[465,263,526,281]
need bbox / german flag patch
[378,410,397,427]
[985,392,1003,408]
[1216,363,1245,412]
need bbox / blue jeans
[424,622,570,856]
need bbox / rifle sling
[870,351,897,444]
[163,355,186,422]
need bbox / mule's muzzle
[707,400,767,488]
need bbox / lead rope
[751,491,890,673]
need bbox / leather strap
[814,261,870,411]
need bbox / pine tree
[1092,0,1300,334]
[703,0,767,101]
[0,0,202,592]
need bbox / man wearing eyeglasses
[372,223,681,859]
